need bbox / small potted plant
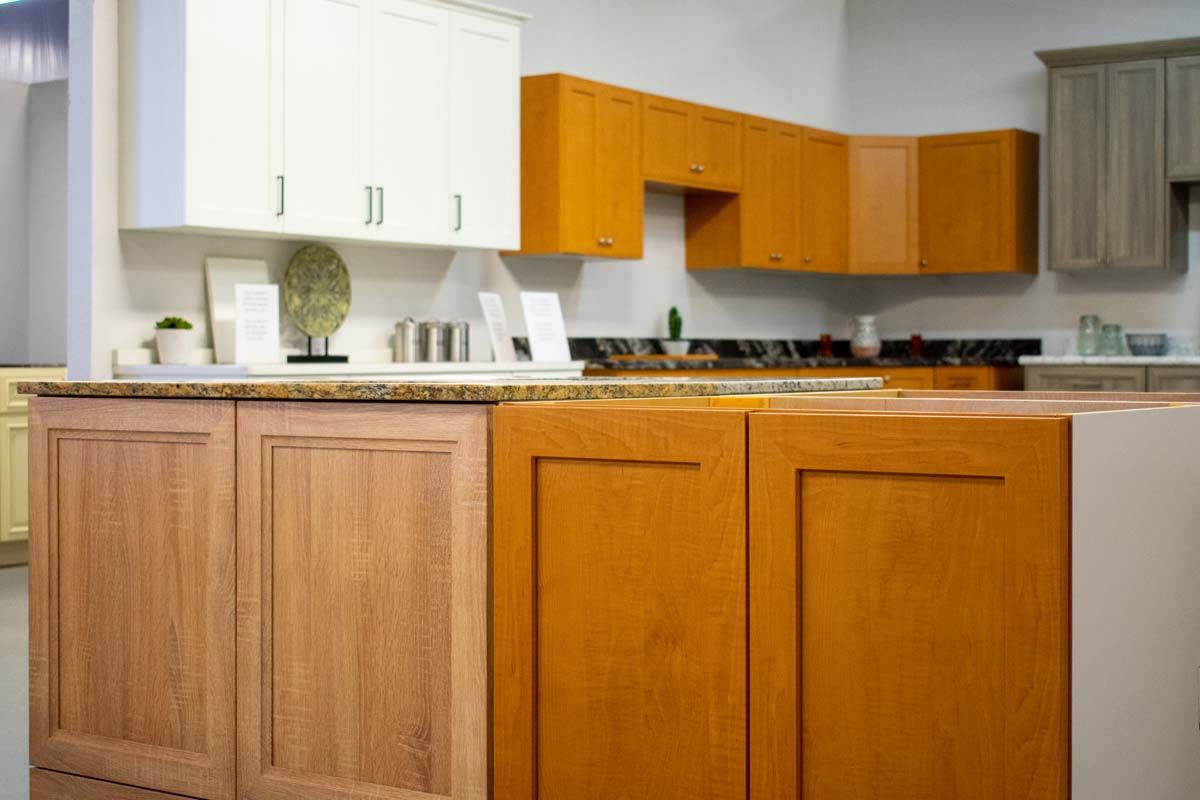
[661,306,689,356]
[155,316,195,365]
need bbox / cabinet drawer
[1024,366,1146,392]
[31,769,197,800]
[1147,367,1200,393]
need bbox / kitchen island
[21,379,1200,800]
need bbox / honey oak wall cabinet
[121,0,524,250]
[800,127,850,272]
[642,94,743,192]
[516,74,643,258]
[849,136,920,274]
[918,129,1039,273]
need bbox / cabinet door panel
[692,106,743,190]
[1024,366,1147,392]
[771,123,803,268]
[750,412,1069,799]
[449,11,521,249]
[1106,59,1166,269]
[1148,367,1200,392]
[280,0,371,239]
[739,118,774,266]
[641,94,692,185]
[1168,56,1200,180]
[559,79,602,253]
[597,86,643,258]
[919,131,1012,273]
[801,128,849,272]
[0,415,28,542]
[28,399,236,800]
[849,136,919,274]
[1049,65,1107,270]
[494,406,748,800]
[236,403,488,800]
[371,0,451,245]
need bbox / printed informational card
[519,291,571,362]
[478,291,518,362]
[234,283,280,364]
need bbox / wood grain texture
[493,405,748,800]
[28,398,236,800]
[1105,59,1166,269]
[1024,365,1148,392]
[1049,65,1106,271]
[849,136,919,274]
[596,82,643,257]
[514,74,561,255]
[750,411,1069,800]
[691,104,743,191]
[1167,55,1200,180]
[919,129,1038,274]
[800,127,849,272]
[30,768,198,800]
[641,93,693,186]
[934,365,1024,391]
[236,402,488,800]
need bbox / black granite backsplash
[512,337,1041,368]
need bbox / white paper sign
[478,292,517,363]
[520,291,571,363]
[234,283,280,364]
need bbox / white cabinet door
[279,0,372,239]
[370,0,451,245]
[185,0,280,232]
[448,10,521,250]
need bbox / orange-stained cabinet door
[691,105,743,191]
[596,84,644,258]
[849,135,920,274]
[749,411,1069,800]
[770,122,804,268]
[801,127,849,272]
[236,402,489,800]
[641,93,694,185]
[494,405,748,800]
[28,398,237,800]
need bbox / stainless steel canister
[394,317,419,362]
[447,321,469,362]
[420,321,447,362]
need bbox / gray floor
[0,566,27,800]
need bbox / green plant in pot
[661,306,689,356]
[155,315,195,366]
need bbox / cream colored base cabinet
[0,367,63,564]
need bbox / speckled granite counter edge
[17,377,884,403]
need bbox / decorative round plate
[282,245,351,338]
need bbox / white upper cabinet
[120,0,526,250]
[449,9,522,250]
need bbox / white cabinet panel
[0,416,28,543]
[371,0,452,245]
[449,10,521,250]
[280,0,372,240]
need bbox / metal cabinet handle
[376,187,383,225]
[365,186,373,224]
[276,175,285,216]
[454,194,463,232]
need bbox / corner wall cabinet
[120,0,524,250]
[519,73,1039,274]
[1039,37,1196,271]
[27,391,1200,799]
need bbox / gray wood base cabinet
[1025,365,1200,392]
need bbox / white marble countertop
[1019,355,1200,366]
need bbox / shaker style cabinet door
[1105,59,1166,269]
[236,402,489,800]
[595,84,644,258]
[769,122,804,268]
[28,399,237,800]
[370,0,451,245]
[800,127,850,273]
[494,406,749,800]
[848,136,920,274]
[750,411,1069,800]
[449,10,522,250]
[1167,55,1200,180]
[690,105,743,191]
[641,94,695,185]
[1049,65,1107,270]
[277,0,372,240]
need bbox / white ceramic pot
[661,339,690,356]
[850,315,882,359]
[156,328,195,365]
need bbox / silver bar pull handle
[454,194,463,232]
[365,186,373,224]
[376,187,383,225]
[276,175,285,216]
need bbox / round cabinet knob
[689,163,699,172]
[920,258,929,267]
[804,256,813,263]
[606,237,614,246]
[697,164,706,173]
[598,237,606,246]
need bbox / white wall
[844,0,1200,348]
[0,81,30,363]
[28,80,68,364]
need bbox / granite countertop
[1020,355,1200,366]
[18,375,883,402]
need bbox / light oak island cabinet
[25,385,1200,800]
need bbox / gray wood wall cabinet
[1039,38,1197,272]
[1167,56,1200,180]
